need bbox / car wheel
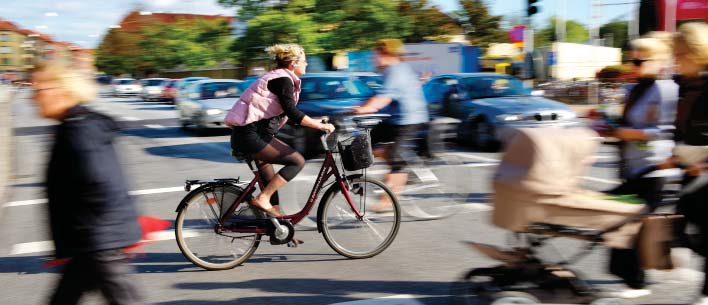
[472,118,499,152]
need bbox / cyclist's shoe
[287,238,304,248]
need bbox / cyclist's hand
[353,106,377,115]
[320,123,336,134]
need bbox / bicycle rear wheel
[175,183,261,270]
[320,177,400,258]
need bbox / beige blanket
[492,127,644,249]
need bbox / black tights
[250,138,305,206]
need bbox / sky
[0,0,634,48]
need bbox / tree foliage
[96,18,233,76]
[600,20,629,49]
[457,0,507,46]
[534,17,589,47]
[397,0,463,42]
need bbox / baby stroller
[453,127,679,305]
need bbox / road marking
[579,176,621,185]
[448,152,499,163]
[462,163,498,168]
[129,186,184,196]
[9,241,54,255]
[8,229,195,256]
[329,295,425,305]
[145,124,166,129]
[4,186,186,208]
[122,116,140,121]
[4,198,48,207]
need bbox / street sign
[509,25,526,43]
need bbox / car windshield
[461,76,527,99]
[199,82,244,99]
[143,79,165,86]
[118,79,134,85]
[300,77,374,101]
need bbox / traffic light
[527,0,539,17]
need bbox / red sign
[509,25,526,43]
[658,0,708,31]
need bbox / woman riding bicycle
[225,44,335,217]
[353,38,430,210]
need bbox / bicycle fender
[175,182,246,212]
[316,174,363,233]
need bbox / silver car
[111,78,142,97]
[423,73,578,151]
[140,78,170,102]
[177,79,246,132]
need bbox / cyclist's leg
[255,161,280,209]
[249,138,305,212]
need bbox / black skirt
[230,117,281,155]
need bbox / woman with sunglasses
[658,22,708,305]
[603,36,679,299]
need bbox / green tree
[600,20,629,49]
[457,0,507,47]
[534,17,589,47]
[314,0,413,51]
[233,1,321,66]
[397,0,463,42]
[96,18,234,76]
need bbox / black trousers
[609,248,645,289]
[675,180,708,295]
[50,249,143,305]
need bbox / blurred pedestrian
[32,60,144,305]
[658,22,708,305]
[353,38,430,210]
[607,35,678,209]
[224,43,335,218]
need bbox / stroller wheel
[590,298,628,305]
[489,291,540,305]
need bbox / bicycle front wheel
[175,184,261,270]
[320,177,400,259]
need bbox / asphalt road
[0,87,703,305]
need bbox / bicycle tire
[320,177,400,258]
[175,183,261,270]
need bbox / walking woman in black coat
[32,61,144,305]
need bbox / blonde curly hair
[674,22,708,66]
[265,43,305,68]
[631,37,672,61]
[32,60,98,103]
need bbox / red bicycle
[174,115,400,270]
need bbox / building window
[0,34,9,42]
[0,46,12,54]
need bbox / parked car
[351,72,384,92]
[162,79,179,103]
[111,78,142,97]
[177,79,246,132]
[423,73,578,151]
[140,78,170,102]
[276,73,376,157]
[174,77,210,104]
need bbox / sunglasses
[632,58,651,67]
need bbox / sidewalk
[0,85,14,210]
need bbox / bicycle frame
[218,133,362,234]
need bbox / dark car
[277,73,376,157]
[423,73,578,151]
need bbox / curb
[0,85,15,214]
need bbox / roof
[119,11,234,32]
[0,19,21,31]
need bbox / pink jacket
[224,68,301,127]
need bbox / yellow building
[0,20,27,74]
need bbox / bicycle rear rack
[184,178,241,191]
